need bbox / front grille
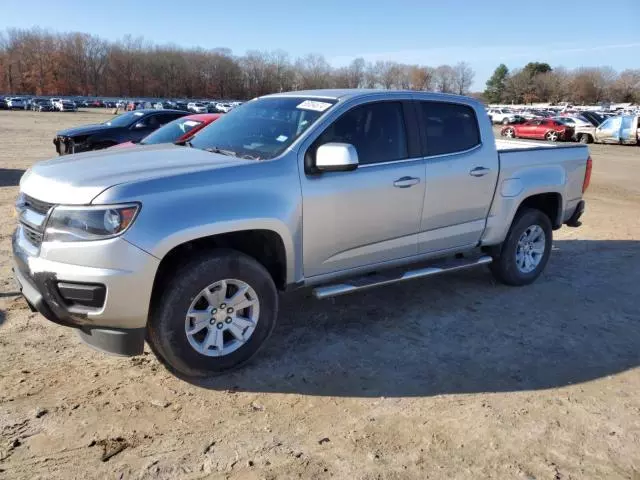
[23,195,54,215]
[18,194,55,249]
[23,225,44,246]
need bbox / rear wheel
[579,133,592,144]
[502,118,511,125]
[545,131,559,142]
[147,250,278,379]
[489,208,552,286]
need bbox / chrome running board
[312,255,493,299]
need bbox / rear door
[416,100,499,253]
[299,99,426,277]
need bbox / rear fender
[481,164,565,245]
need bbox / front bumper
[12,229,160,355]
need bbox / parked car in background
[487,108,518,125]
[187,102,208,113]
[577,110,604,127]
[112,113,221,149]
[0,97,7,109]
[31,98,54,112]
[13,89,591,377]
[49,98,62,110]
[6,97,26,109]
[58,99,78,112]
[501,118,574,142]
[590,115,640,145]
[173,101,190,111]
[53,109,189,155]
[214,102,233,113]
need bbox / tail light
[582,156,592,193]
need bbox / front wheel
[147,250,278,379]
[579,134,592,144]
[502,118,511,125]
[489,208,552,286]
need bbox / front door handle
[469,167,491,177]
[393,176,420,188]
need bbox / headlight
[44,204,140,242]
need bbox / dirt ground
[0,110,639,480]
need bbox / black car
[53,109,189,155]
[0,97,8,110]
[31,98,54,112]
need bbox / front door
[300,100,426,278]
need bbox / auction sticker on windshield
[297,100,332,112]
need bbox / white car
[57,100,77,112]
[215,103,232,113]
[487,108,517,125]
[6,97,25,109]
[187,102,208,113]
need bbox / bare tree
[452,62,475,95]
[434,65,455,93]
[409,66,434,91]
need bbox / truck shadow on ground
[193,239,640,397]
[0,168,25,187]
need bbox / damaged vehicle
[53,109,188,155]
[570,115,639,145]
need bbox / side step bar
[312,255,493,299]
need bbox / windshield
[105,111,146,127]
[189,97,337,159]
[141,118,204,145]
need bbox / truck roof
[264,89,479,104]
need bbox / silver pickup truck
[13,90,591,379]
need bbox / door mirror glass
[316,143,359,172]
[134,121,146,129]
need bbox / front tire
[545,131,559,142]
[147,250,278,379]
[489,208,552,286]
[579,134,592,144]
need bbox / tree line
[0,28,475,99]
[484,62,640,105]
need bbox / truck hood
[56,123,118,137]
[20,144,251,204]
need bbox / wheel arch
[150,228,290,312]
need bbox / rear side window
[419,102,480,156]
[315,102,408,165]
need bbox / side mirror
[134,122,146,129]
[315,143,359,172]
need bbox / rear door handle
[393,176,420,188]
[469,167,491,177]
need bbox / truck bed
[495,138,582,151]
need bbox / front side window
[419,102,480,156]
[315,102,408,165]
[190,97,336,160]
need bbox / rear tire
[579,134,592,144]
[147,250,278,379]
[502,118,510,125]
[489,208,552,286]
[545,131,559,142]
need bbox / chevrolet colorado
[13,90,591,379]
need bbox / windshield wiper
[204,146,238,157]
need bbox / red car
[501,119,574,142]
[113,113,221,148]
